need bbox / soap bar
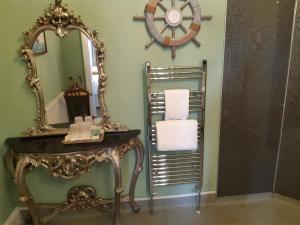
[91,126,101,137]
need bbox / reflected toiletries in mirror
[33,30,100,126]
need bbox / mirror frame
[21,0,111,136]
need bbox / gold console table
[4,130,144,225]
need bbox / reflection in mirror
[33,30,100,126]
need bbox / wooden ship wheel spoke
[133,0,212,59]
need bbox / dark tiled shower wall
[275,1,300,200]
[218,0,295,196]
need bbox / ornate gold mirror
[22,0,123,136]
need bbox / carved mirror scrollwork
[21,0,122,136]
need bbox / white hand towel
[156,120,198,151]
[164,89,189,120]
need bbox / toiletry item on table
[94,117,102,126]
[63,116,104,144]
[156,120,198,151]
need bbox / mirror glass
[32,30,100,126]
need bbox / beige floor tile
[22,197,300,225]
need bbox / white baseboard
[4,207,22,225]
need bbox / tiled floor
[23,195,300,225]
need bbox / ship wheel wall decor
[133,0,212,59]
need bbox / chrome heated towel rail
[145,61,207,214]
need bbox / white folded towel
[164,89,189,120]
[156,120,198,151]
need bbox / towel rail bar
[151,109,201,114]
[152,165,201,171]
[150,70,203,75]
[150,75,202,80]
[151,90,203,94]
[151,100,202,105]
[153,178,200,185]
[152,153,201,158]
[152,157,200,162]
[153,178,200,183]
[153,173,201,179]
[151,105,201,109]
[154,169,200,175]
[150,99,202,104]
[151,124,202,128]
[153,181,199,187]
[150,105,202,110]
[153,176,200,182]
[150,66,203,70]
[153,174,200,180]
[153,171,200,176]
[152,161,200,167]
[153,180,199,187]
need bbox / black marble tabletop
[5,130,140,154]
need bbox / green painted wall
[0,155,17,225]
[35,31,65,104]
[0,0,225,223]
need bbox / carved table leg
[110,150,123,225]
[4,148,17,182]
[15,156,41,225]
[129,137,144,213]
